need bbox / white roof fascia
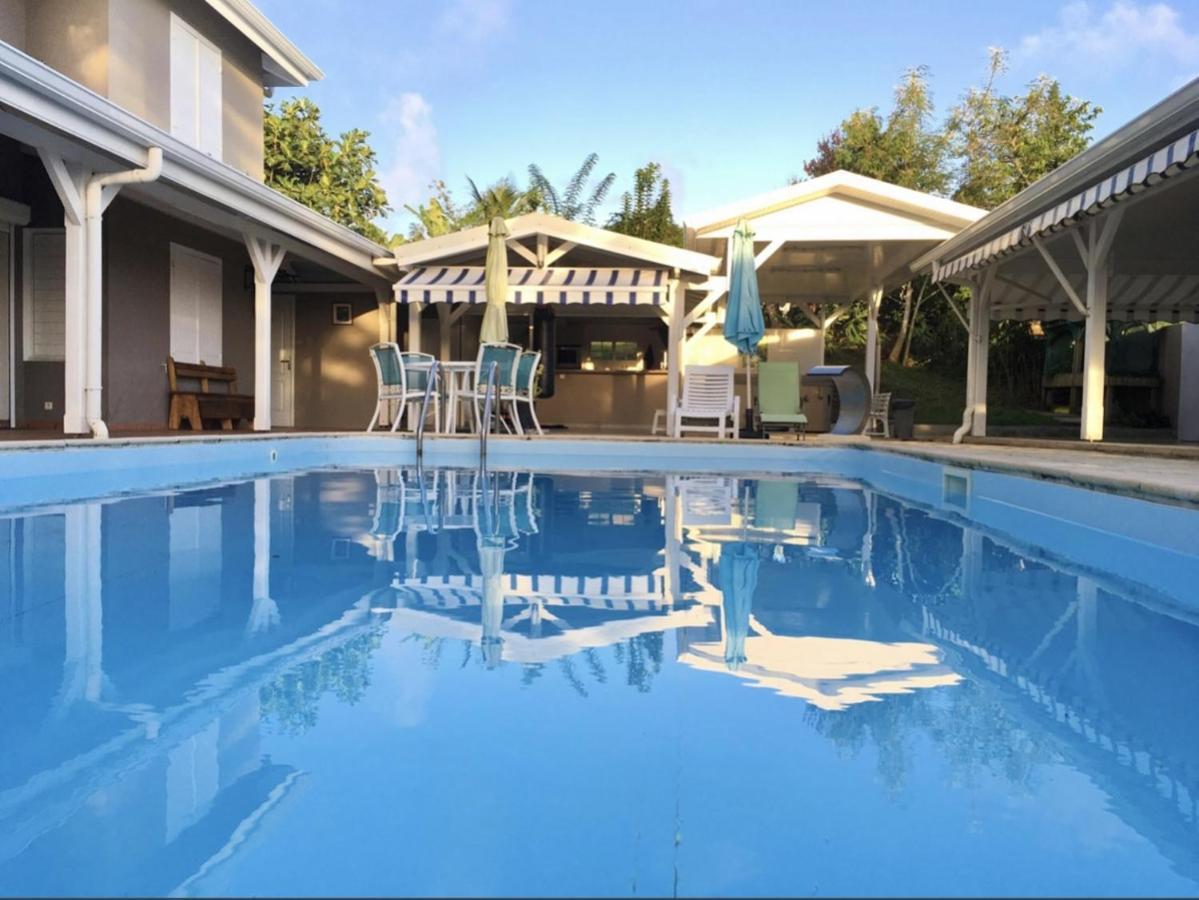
[0,43,388,284]
[687,170,985,235]
[392,212,720,276]
[203,0,324,87]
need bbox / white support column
[1080,215,1123,441]
[666,273,683,437]
[38,151,88,434]
[407,301,423,353]
[244,234,286,432]
[863,284,883,394]
[971,272,993,437]
[953,277,980,445]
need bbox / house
[0,0,397,435]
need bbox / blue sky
[256,0,1199,233]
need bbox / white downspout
[83,147,163,438]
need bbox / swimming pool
[2,439,1198,896]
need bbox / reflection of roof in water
[678,615,961,711]
[378,600,713,665]
[391,573,669,612]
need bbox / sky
[255,0,1199,234]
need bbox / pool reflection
[0,465,1197,894]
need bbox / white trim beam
[543,241,577,267]
[506,238,539,267]
[1033,237,1087,317]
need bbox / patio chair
[675,365,740,439]
[757,361,808,440]
[864,391,892,438]
[462,342,522,434]
[511,349,544,435]
[367,344,439,433]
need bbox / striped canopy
[396,266,669,306]
[938,127,1199,280]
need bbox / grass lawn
[826,356,1057,426]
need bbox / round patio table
[404,359,477,433]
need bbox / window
[170,244,223,365]
[588,340,640,361]
[22,229,65,361]
[170,14,222,158]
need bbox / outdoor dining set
[366,341,544,436]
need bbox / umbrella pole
[745,353,754,433]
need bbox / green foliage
[527,153,616,224]
[465,175,539,222]
[264,97,391,244]
[258,630,384,736]
[948,49,1101,209]
[607,162,684,246]
[402,179,469,241]
[803,67,952,194]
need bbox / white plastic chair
[461,342,523,434]
[511,350,544,435]
[675,365,741,439]
[366,344,440,433]
[865,392,892,438]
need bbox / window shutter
[169,16,198,145]
[170,245,222,366]
[197,41,222,158]
[25,230,65,361]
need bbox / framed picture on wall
[332,302,353,325]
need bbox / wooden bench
[167,357,255,431]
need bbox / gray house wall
[103,198,255,429]
[2,0,265,180]
[294,295,383,430]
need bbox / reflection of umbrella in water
[479,534,507,668]
[719,542,759,671]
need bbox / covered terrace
[390,212,719,434]
[685,170,984,396]
[916,79,1199,443]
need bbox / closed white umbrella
[480,216,509,344]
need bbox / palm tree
[527,152,616,225]
[465,176,538,223]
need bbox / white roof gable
[688,170,985,240]
[392,212,720,277]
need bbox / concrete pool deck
[0,429,1196,507]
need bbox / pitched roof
[391,212,720,277]
[687,170,985,236]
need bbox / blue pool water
[2,450,1199,896]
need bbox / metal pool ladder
[415,360,439,463]
[479,361,498,469]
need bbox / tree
[527,153,616,224]
[949,49,1101,209]
[465,176,539,223]
[403,180,468,241]
[803,66,951,194]
[264,97,391,243]
[607,163,684,246]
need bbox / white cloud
[1018,1,1199,69]
[380,92,441,214]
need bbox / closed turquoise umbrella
[718,542,759,671]
[480,216,509,344]
[724,218,766,432]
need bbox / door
[271,294,295,427]
[0,224,9,424]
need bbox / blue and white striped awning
[395,266,668,305]
[937,127,1199,280]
